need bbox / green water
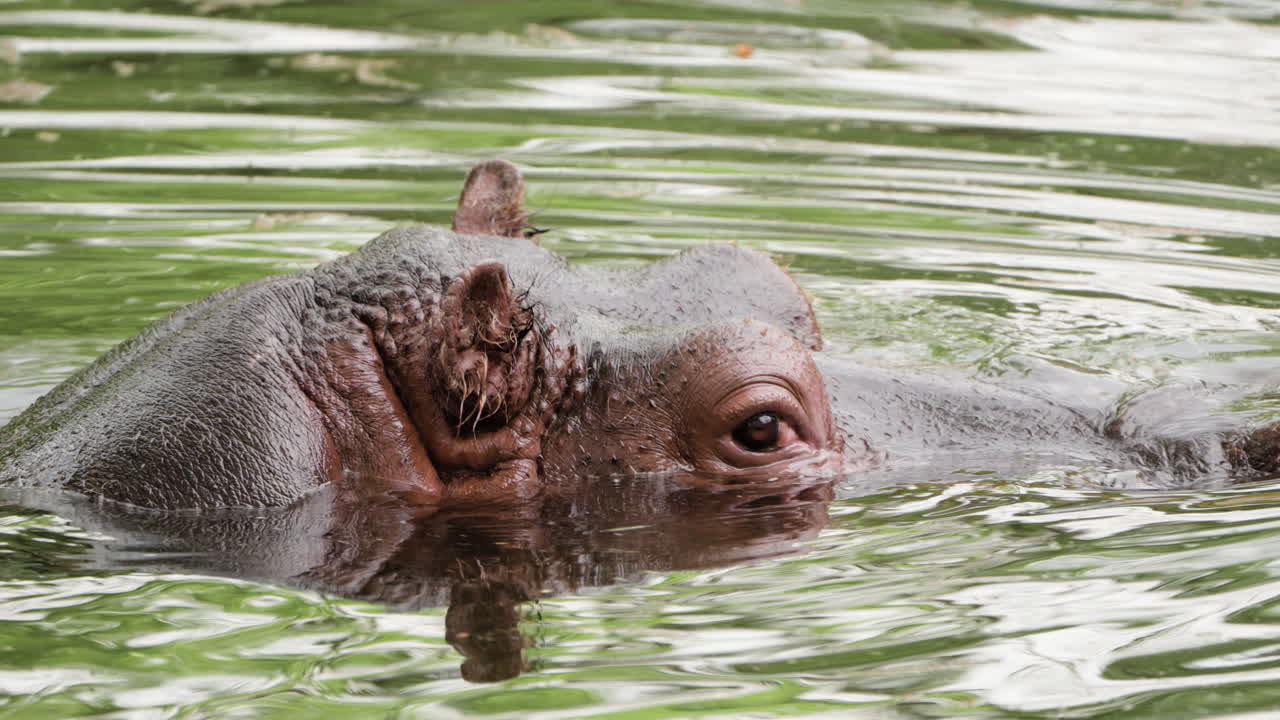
[2,0,1280,716]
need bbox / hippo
[0,160,844,510]
[0,160,1278,512]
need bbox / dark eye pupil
[733,412,780,451]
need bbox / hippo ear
[452,160,530,240]
[434,260,536,431]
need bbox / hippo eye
[732,412,781,452]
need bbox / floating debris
[250,212,331,230]
[180,0,294,14]
[0,38,18,65]
[287,52,419,90]
[0,79,52,103]
[525,23,578,45]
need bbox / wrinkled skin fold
[0,159,1277,513]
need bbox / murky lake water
[1,0,1279,716]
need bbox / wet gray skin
[820,357,1280,491]
[0,160,1276,513]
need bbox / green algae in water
[0,0,1279,716]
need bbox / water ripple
[0,0,1278,716]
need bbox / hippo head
[323,161,845,505]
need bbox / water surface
[1,0,1279,716]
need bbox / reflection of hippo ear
[452,159,531,240]
[434,261,537,433]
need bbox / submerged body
[0,161,1276,510]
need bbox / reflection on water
[0,0,1278,716]
[7,476,831,683]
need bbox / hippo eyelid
[712,376,813,439]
